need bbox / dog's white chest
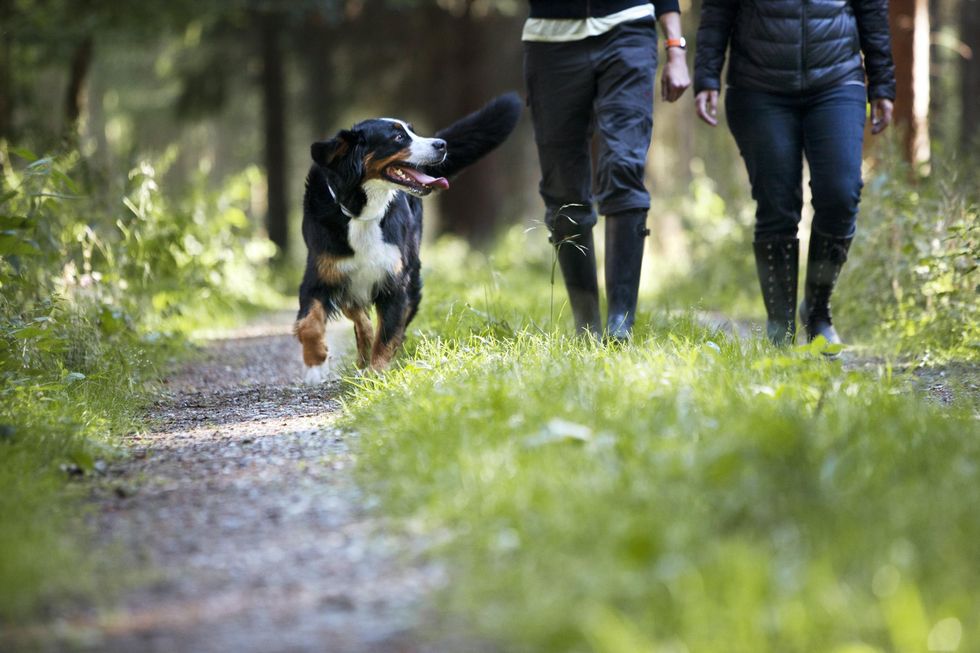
[338,219,402,305]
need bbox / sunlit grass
[0,346,153,621]
[345,229,980,652]
[0,151,290,624]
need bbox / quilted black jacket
[529,0,681,19]
[694,0,896,100]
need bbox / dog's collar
[325,180,357,219]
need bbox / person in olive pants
[693,0,895,348]
[523,0,691,340]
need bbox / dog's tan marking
[293,299,328,366]
[370,322,405,371]
[316,254,349,285]
[342,306,374,369]
[363,149,412,181]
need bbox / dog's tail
[426,92,523,180]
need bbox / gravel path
[63,315,446,653]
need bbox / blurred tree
[890,0,931,166]
[1,0,535,249]
[161,0,345,257]
[0,0,11,144]
[416,1,523,243]
[961,0,980,150]
[301,12,339,139]
[257,7,289,256]
[64,36,93,140]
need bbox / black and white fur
[294,93,522,381]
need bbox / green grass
[0,312,167,623]
[0,298,289,626]
[0,150,287,626]
[344,229,980,653]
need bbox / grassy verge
[344,228,979,652]
[0,319,170,622]
[651,152,979,362]
[0,150,285,624]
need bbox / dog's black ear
[311,130,358,166]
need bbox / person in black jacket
[693,0,895,347]
[524,0,690,340]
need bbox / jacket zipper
[801,0,808,92]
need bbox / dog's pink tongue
[404,168,449,190]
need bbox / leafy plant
[0,147,282,623]
[836,154,979,360]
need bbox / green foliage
[345,231,979,653]
[407,225,558,340]
[0,148,280,622]
[836,155,980,360]
[651,153,979,361]
[651,166,759,316]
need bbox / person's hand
[871,98,893,135]
[661,49,691,102]
[695,90,719,126]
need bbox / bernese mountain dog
[294,93,522,382]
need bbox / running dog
[294,93,522,382]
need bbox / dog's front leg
[370,289,408,371]
[295,298,330,384]
[342,306,374,369]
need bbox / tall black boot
[800,230,853,346]
[752,237,799,345]
[550,215,601,336]
[604,211,649,341]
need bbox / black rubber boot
[753,237,799,345]
[550,215,601,336]
[800,230,853,349]
[604,211,649,342]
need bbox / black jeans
[524,18,658,228]
[726,84,867,240]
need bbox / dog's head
[311,119,449,198]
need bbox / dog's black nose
[432,139,447,152]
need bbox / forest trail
[59,315,444,653]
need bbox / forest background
[0,0,978,647]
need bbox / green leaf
[11,325,46,339]
[0,215,30,230]
[822,342,845,355]
[0,232,41,256]
[99,307,128,335]
[9,147,39,161]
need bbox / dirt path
[61,315,445,653]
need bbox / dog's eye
[395,132,407,143]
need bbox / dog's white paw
[303,362,330,385]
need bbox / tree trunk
[889,0,931,166]
[427,3,517,244]
[64,36,94,142]
[961,0,980,151]
[302,13,336,139]
[259,11,289,257]
[0,0,12,145]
